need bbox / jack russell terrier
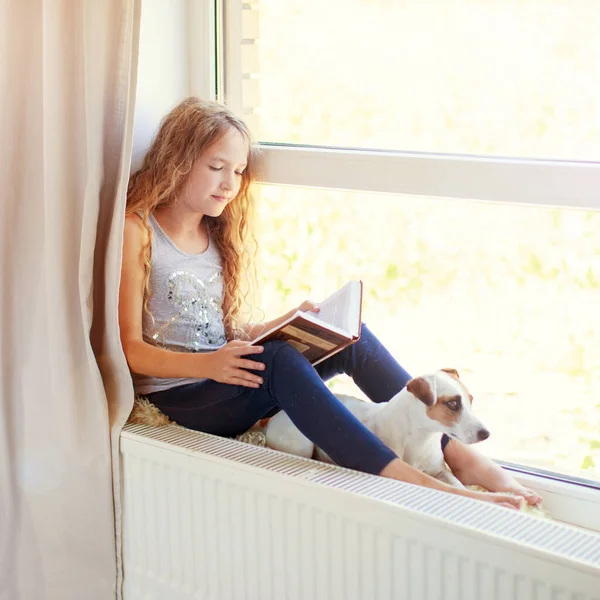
[264,368,488,487]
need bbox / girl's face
[180,126,249,217]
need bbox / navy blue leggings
[147,325,439,475]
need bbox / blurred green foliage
[251,0,600,479]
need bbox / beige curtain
[0,1,140,599]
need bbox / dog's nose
[477,428,490,442]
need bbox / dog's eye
[446,399,461,411]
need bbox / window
[254,185,600,481]
[219,0,600,484]
[234,0,600,160]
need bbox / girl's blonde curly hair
[126,97,257,340]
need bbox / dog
[264,368,488,487]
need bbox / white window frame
[256,143,600,209]
[188,0,218,101]
[215,1,600,210]
[193,0,600,530]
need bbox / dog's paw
[433,468,465,488]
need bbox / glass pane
[250,0,600,160]
[254,184,600,481]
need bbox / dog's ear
[407,377,435,407]
[441,368,460,380]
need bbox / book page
[314,280,361,337]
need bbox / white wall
[132,0,191,169]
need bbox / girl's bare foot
[465,488,525,510]
[380,458,525,509]
[443,440,544,507]
[490,479,542,506]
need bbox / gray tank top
[133,214,227,395]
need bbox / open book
[251,280,363,366]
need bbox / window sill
[508,466,600,533]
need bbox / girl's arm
[119,215,264,386]
[242,301,320,340]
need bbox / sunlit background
[243,0,600,479]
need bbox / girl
[120,97,541,509]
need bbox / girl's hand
[207,341,265,388]
[298,299,320,314]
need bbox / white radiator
[120,424,600,600]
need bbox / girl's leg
[315,323,412,403]
[146,340,397,475]
[146,339,526,507]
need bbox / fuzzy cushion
[128,396,267,446]
[127,397,548,518]
[128,397,174,427]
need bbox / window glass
[250,0,600,160]
[254,184,600,480]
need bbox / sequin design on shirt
[151,269,226,350]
